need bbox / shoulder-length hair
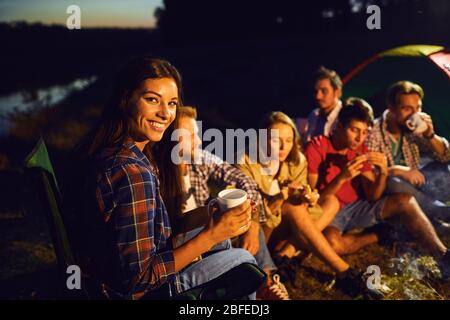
[80,56,184,222]
[260,111,302,166]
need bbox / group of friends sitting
[76,57,450,300]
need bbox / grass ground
[1,179,449,299]
[287,234,450,300]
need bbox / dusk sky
[0,0,163,28]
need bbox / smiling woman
[81,57,183,159]
[127,77,179,150]
[76,56,258,300]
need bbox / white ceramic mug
[405,112,428,134]
[207,188,248,217]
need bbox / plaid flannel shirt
[95,138,178,300]
[367,110,450,169]
[187,149,265,222]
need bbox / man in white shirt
[303,66,343,145]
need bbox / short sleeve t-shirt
[305,135,373,208]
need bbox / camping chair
[23,138,266,300]
[23,137,88,298]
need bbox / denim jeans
[254,227,277,272]
[417,159,450,203]
[174,227,257,299]
[385,160,450,221]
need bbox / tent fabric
[429,51,450,77]
[343,45,450,139]
[379,45,444,57]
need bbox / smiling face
[268,122,294,163]
[314,78,342,114]
[127,77,179,146]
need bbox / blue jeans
[254,227,277,272]
[385,160,450,221]
[174,227,257,299]
[416,160,450,203]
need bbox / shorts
[329,197,387,233]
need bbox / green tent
[342,45,450,139]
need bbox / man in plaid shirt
[366,81,450,221]
[185,148,265,220]
[175,108,265,245]
[175,106,291,300]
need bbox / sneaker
[256,274,291,300]
[334,268,384,300]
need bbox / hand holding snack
[287,184,320,206]
[304,185,320,206]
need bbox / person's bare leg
[381,193,447,256]
[276,195,341,258]
[275,235,299,258]
[269,219,310,257]
[281,202,350,273]
[323,227,378,255]
[316,195,341,231]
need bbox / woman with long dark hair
[81,57,256,299]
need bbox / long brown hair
[80,56,184,223]
[260,111,302,166]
